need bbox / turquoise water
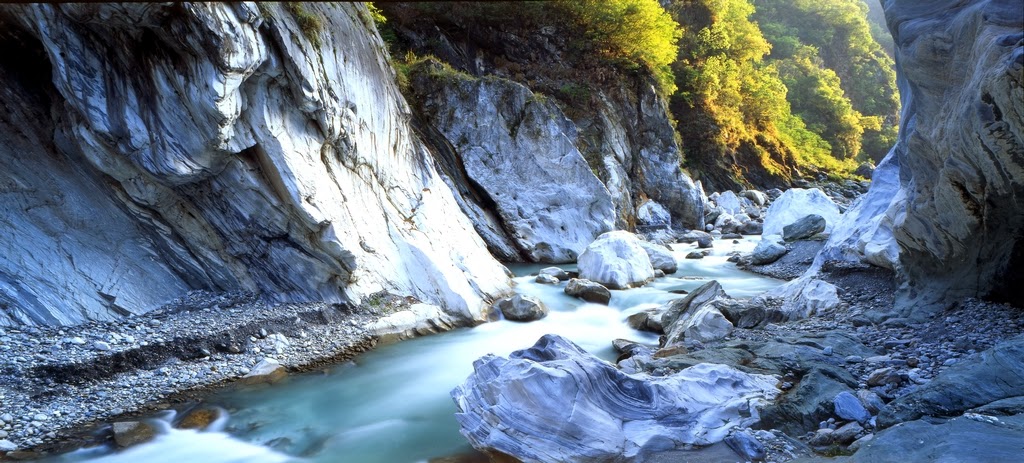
[51,237,781,463]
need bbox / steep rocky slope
[0,3,511,326]
[381,3,705,255]
[821,0,1023,317]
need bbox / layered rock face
[822,0,1023,312]
[412,66,615,263]
[0,3,511,325]
[385,5,705,251]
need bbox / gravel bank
[0,291,463,458]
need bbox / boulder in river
[452,335,779,462]
[638,240,678,274]
[538,267,570,281]
[563,278,612,305]
[577,231,654,289]
[494,295,548,322]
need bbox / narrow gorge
[0,1,1021,462]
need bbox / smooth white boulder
[762,189,841,237]
[638,240,678,274]
[577,231,655,289]
[452,335,780,462]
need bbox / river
[48,238,781,463]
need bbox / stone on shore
[782,214,826,241]
[239,358,287,385]
[661,281,733,345]
[750,236,788,265]
[564,278,612,305]
[452,335,779,462]
[577,231,654,289]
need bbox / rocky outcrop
[452,334,779,462]
[821,0,1024,313]
[383,4,705,236]
[411,65,615,262]
[0,4,512,325]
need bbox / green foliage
[285,3,323,48]
[366,2,386,25]
[752,0,899,161]
[557,0,682,95]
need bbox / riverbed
[47,238,782,463]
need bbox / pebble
[0,439,17,452]
[93,341,111,351]
[68,337,86,345]
[32,413,47,421]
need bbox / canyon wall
[0,3,511,326]
[823,0,1023,316]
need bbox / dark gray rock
[857,390,887,415]
[878,336,1024,428]
[685,251,704,259]
[783,214,826,242]
[495,295,548,322]
[759,368,857,436]
[740,220,764,235]
[563,278,611,304]
[717,299,766,329]
[750,238,788,265]
[679,230,714,248]
[834,391,871,423]
[626,309,664,333]
[843,415,1024,463]
[724,430,767,461]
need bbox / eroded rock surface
[452,334,779,462]
[0,3,511,325]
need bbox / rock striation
[411,65,615,262]
[818,0,1024,313]
[0,3,511,325]
[452,334,780,462]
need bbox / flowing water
[50,238,782,463]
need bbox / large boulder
[452,335,780,462]
[637,200,672,229]
[750,236,789,265]
[661,281,732,345]
[783,215,826,241]
[713,191,745,216]
[762,189,841,237]
[494,295,548,322]
[564,278,612,304]
[577,231,655,289]
[638,240,678,274]
[878,336,1024,429]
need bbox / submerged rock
[563,278,612,305]
[577,231,654,289]
[111,421,156,448]
[452,335,779,462]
